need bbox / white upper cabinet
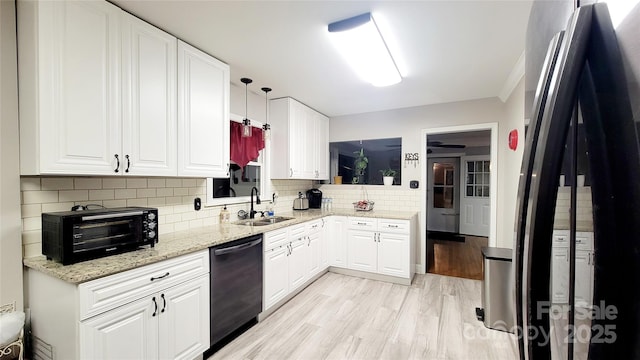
[18,0,122,175]
[18,0,229,177]
[177,40,230,178]
[121,12,177,176]
[269,97,329,180]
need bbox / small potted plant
[380,168,396,186]
[352,148,368,184]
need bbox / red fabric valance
[230,121,265,167]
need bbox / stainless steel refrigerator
[515,1,640,359]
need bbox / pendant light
[241,77,252,138]
[261,87,272,140]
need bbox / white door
[319,218,329,269]
[347,229,377,273]
[264,246,289,311]
[39,0,121,175]
[80,295,158,359]
[288,239,309,290]
[177,40,230,177]
[158,275,210,360]
[551,247,569,304]
[427,158,460,233]
[377,232,409,278]
[575,250,594,307]
[330,216,348,267]
[459,156,491,237]
[288,100,306,178]
[121,13,177,176]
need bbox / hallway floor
[428,235,488,280]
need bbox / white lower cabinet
[27,250,210,360]
[329,216,348,267]
[550,230,594,306]
[263,220,327,312]
[345,217,412,279]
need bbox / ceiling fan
[427,140,466,154]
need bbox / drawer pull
[357,222,367,225]
[152,296,158,317]
[387,225,399,228]
[150,272,170,282]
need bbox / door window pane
[433,162,455,208]
[465,160,490,198]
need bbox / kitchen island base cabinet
[27,250,210,360]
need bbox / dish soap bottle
[219,205,230,223]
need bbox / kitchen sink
[235,216,295,226]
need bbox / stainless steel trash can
[477,247,514,333]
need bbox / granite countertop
[23,208,417,284]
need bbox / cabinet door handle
[125,154,130,173]
[150,272,170,282]
[161,294,166,313]
[290,168,293,177]
[226,163,230,176]
[152,296,158,317]
[114,154,120,173]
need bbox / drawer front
[306,219,323,233]
[79,249,209,320]
[377,219,410,234]
[289,224,306,241]
[348,217,377,230]
[552,230,569,247]
[264,228,288,251]
[575,232,594,250]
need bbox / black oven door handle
[82,211,144,221]
[214,239,262,256]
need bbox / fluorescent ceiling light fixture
[328,12,402,87]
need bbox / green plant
[353,148,368,174]
[379,168,397,177]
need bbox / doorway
[421,124,497,279]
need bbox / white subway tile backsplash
[126,178,148,188]
[21,176,314,259]
[21,178,41,191]
[21,204,42,218]
[42,202,74,213]
[41,177,74,190]
[182,179,196,187]
[136,188,156,198]
[115,189,137,199]
[173,187,189,196]
[102,178,126,189]
[147,178,166,188]
[102,199,127,208]
[157,188,174,197]
[126,198,148,207]
[74,178,102,190]
[166,178,182,187]
[23,217,42,231]
[23,190,58,204]
[58,190,88,202]
[89,189,115,201]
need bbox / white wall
[329,93,526,268]
[499,78,525,249]
[1,0,24,310]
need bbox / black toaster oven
[41,207,158,265]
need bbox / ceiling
[111,0,533,117]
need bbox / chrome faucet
[250,187,261,219]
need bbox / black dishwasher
[209,234,263,347]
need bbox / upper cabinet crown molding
[17,0,229,178]
[269,97,329,180]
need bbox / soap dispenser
[219,205,230,223]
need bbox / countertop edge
[24,209,418,284]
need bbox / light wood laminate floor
[209,273,518,360]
